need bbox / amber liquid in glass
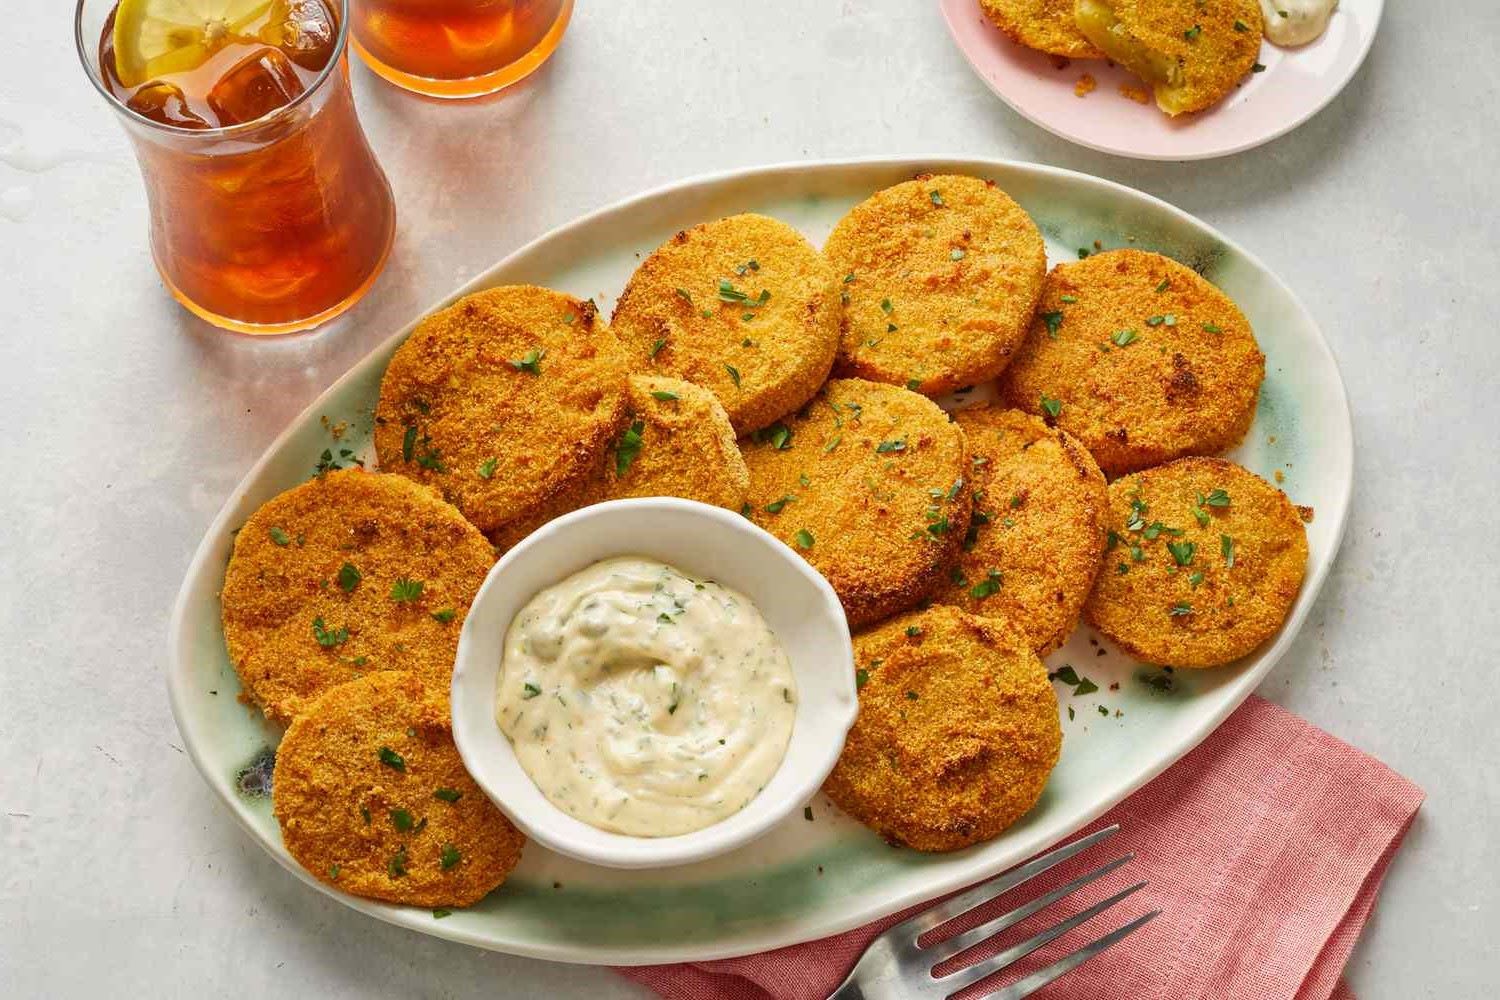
[352,0,571,98]
[98,0,394,333]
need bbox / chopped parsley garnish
[905,690,919,701]
[876,438,906,453]
[434,788,463,803]
[268,526,291,546]
[522,682,542,700]
[1112,328,1138,347]
[1221,533,1236,567]
[969,569,1003,599]
[1202,322,1222,333]
[754,422,793,449]
[391,808,415,832]
[477,457,498,479]
[1155,278,1171,293]
[615,420,646,477]
[1074,678,1099,696]
[432,909,452,919]
[1184,24,1202,40]
[905,625,922,637]
[1189,572,1205,589]
[312,617,348,648]
[440,844,462,870]
[950,248,966,261]
[1146,315,1166,327]
[1042,311,1064,339]
[1077,247,1091,259]
[1234,18,1249,31]
[823,434,842,453]
[1060,294,1078,303]
[725,364,741,388]
[905,378,920,390]
[717,279,750,303]
[1252,62,1266,73]
[1168,602,1193,617]
[880,298,893,314]
[1040,394,1062,419]
[929,190,943,206]
[674,287,693,304]
[1098,705,1109,717]
[387,847,409,879]
[804,806,814,821]
[843,273,856,284]
[1167,540,1196,566]
[650,390,680,401]
[764,495,795,514]
[390,578,424,603]
[431,608,457,624]
[402,425,418,462]
[337,562,362,592]
[855,668,870,689]
[328,864,340,880]
[1193,505,1210,527]
[1201,488,1230,507]
[794,529,815,550]
[649,338,667,358]
[378,746,406,771]
[508,349,544,374]
[1163,314,1177,326]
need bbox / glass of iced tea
[351,0,573,99]
[76,0,396,335]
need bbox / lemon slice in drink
[112,0,272,87]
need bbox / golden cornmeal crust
[1073,0,1264,116]
[824,606,1062,852]
[272,672,525,908]
[824,174,1047,398]
[980,0,1104,58]
[997,249,1264,478]
[938,407,1108,655]
[1083,457,1307,667]
[611,213,841,436]
[221,469,494,724]
[740,379,970,630]
[490,375,750,549]
[374,285,630,535]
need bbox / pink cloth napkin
[618,695,1422,1000]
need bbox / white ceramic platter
[939,0,1384,161]
[168,157,1352,965]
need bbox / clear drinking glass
[351,0,573,99]
[76,0,397,335]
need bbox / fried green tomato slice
[272,672,525,908]
[611,213,841,436]
[490,375,750,550]
[1074,0,1264,116]
[980,0,1104,58]
[740,378,970,629]
[938,407,1108,655]
[997,249,1264,478]
[374,285,630,536]
[221,469,494,724]
[824,174,1047,398]
[824,606,1062,852]
[1083,457,1308,667]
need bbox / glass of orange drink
[350,0,573,99]
[77,0,396,335]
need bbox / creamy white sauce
[495,557,796,837]
[1259,0,1338,47]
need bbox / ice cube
[260,0,337,71]
[125,82,211,130]
[207,46,306,127]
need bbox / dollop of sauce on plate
[496,557,796,837]
[1259,0,1338,47]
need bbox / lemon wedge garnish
[112,0,272,87]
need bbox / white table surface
[2,1,1496,996]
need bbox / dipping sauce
[496,557,796,837]
[1259,0,1339,47]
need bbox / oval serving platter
[168,158,1352,966]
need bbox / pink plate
[939,0,1383,160]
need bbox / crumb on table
[1075,74,1097,98]
[1120,83,1151,104]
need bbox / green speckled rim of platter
[167,158,1353,966]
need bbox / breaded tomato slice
[1084,457,1308,667]
[824,606,1061,852]
[273,672,525,908]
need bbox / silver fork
[827,826,1157,1000]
